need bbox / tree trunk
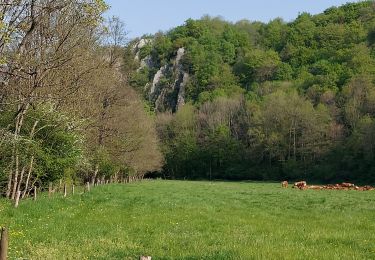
[0,227,8,260]
[14,191,21,208]
[16,166,26,197]
[17,120,38,199]
[29,120,39,139]
[5,165,13,199]
[114,171,118,183]
[11,154,20,200]
[92,164,99,185]
[5,147,16,199]
[9,103,31,199]
[22,156,34,199]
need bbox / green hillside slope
[126,1,375,181]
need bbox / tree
[250,89,333,171]
[0,0,110,198]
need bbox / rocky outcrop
[164,47,188,112]
[150,65,167,96]
[133,39,153,71]
[131,39,189,112]
[133,38,152,61]
[132,43,189,112]
[174,48,185,69]
[177,72,188,110]
[138,56,153,71]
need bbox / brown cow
[281,181,288,188]
[363,185,374,191]
[293,181,307,190]
[292,182,374,191]
[307,185,323,190]
[341,182,355,188]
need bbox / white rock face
[150,65,167,95]
[173,48,187,110]
[155,89,168,112]
[174,48,185,68]
[137,55,153,72]
[134,38,152,61]
[139,44,188,112]
[177,73,189,110]
[137,39,149,49]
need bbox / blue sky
[105,0,359,39]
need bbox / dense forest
[126,1,375,182]
[1,1,375,201]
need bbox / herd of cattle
[281,181,375,191]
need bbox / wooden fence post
[63,184,67,198]
[0,227,8,260]
[48,182,53,197]
[86,182,90,192]
[33,186,37,201]
[72,184,75,195]
[14,191,21,208]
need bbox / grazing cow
[323,184,337,190]
[341,182,355,188]
[293,181,307,190]
[292,182,374,191]
[307,185,323,190]
[363,185,374,191]
[281,181,288,188]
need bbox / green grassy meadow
[0,180,375,259]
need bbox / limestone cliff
[131,39,189,112]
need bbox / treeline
[130,1,375,182]
[0,0,163,200]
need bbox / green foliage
[138,43,152,60]
[129,67,150,93]
[151,34,173,66]
[261,18,288,51]
[0,104,83,189]
[234,48,281,84]
[129,2,375,182]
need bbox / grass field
[0,180,375,259]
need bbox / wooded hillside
[127,1,375,182]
